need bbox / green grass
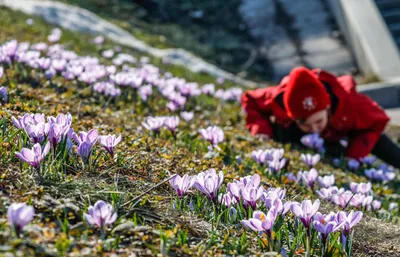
[0,6,399,257]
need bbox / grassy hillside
[0,6,399,257]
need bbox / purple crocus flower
[251,149,273,165]
[286,172,297,182]
[84,200,118,229]
[77,142,93,162]
[26,18,34,25]
[166,101,179,112]
[242,210,276,236]
[227,181,243,202]
[15,142,50,169]
[0,66,3,78]
[36,57,52,70]
[48,113,72,135]
[317,175,335,188]
[265,197,291,217]
[169,174,195,197]
[48,28,62,43]
[98,134,122,158]
[335,210,363,251]
[313,212,343,246]
[267,151,286,174]
[194,169,224,202]
[93,35,104,45]
[349,182,372,194]
[316,186,344,201]
[52,58,67,72]
[138,85,153,102]
[32,42,48,52]
[180,111,194,122]
[347,159,360,170]
[102,49,114,59]
[72,129,98,146]
[301,133,324,151]
[240,175,264,209]
[372,200,381,210]
[332,158,341,167]
[7,203,35,237]
[331,191,353,208]
[2,40,18,60]
[388,202,399,212]
[216,77,225,84]
[227,174,260,203]
[349,194,372,209]
[12,113,43,130]
[142,116,165,133]
[290,199,320,229]
[300,153,320,168]
[335,210,363,237]
[359,155,376,166]
[229,207,237,221]
[45,69,56,80]
[48,123,64,148]
[218,192,237,206]
[0,86,7,103]
[201,84,215,96]
[299,168,319,189]
[261,187,286,205]
[268,159,286,173]
[316,187,334,201]
[163,116,180,134]
[235,155,242,165]
[199,126,224,147]
[25,123,49,143]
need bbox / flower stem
[306,230,311,257]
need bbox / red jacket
[241,69,390,159]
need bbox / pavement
[386,108,400,125]
[239,0,355,81]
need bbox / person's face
[295,109,329,133]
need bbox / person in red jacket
[241,66,400,168]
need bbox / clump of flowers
[365,167,396,182]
